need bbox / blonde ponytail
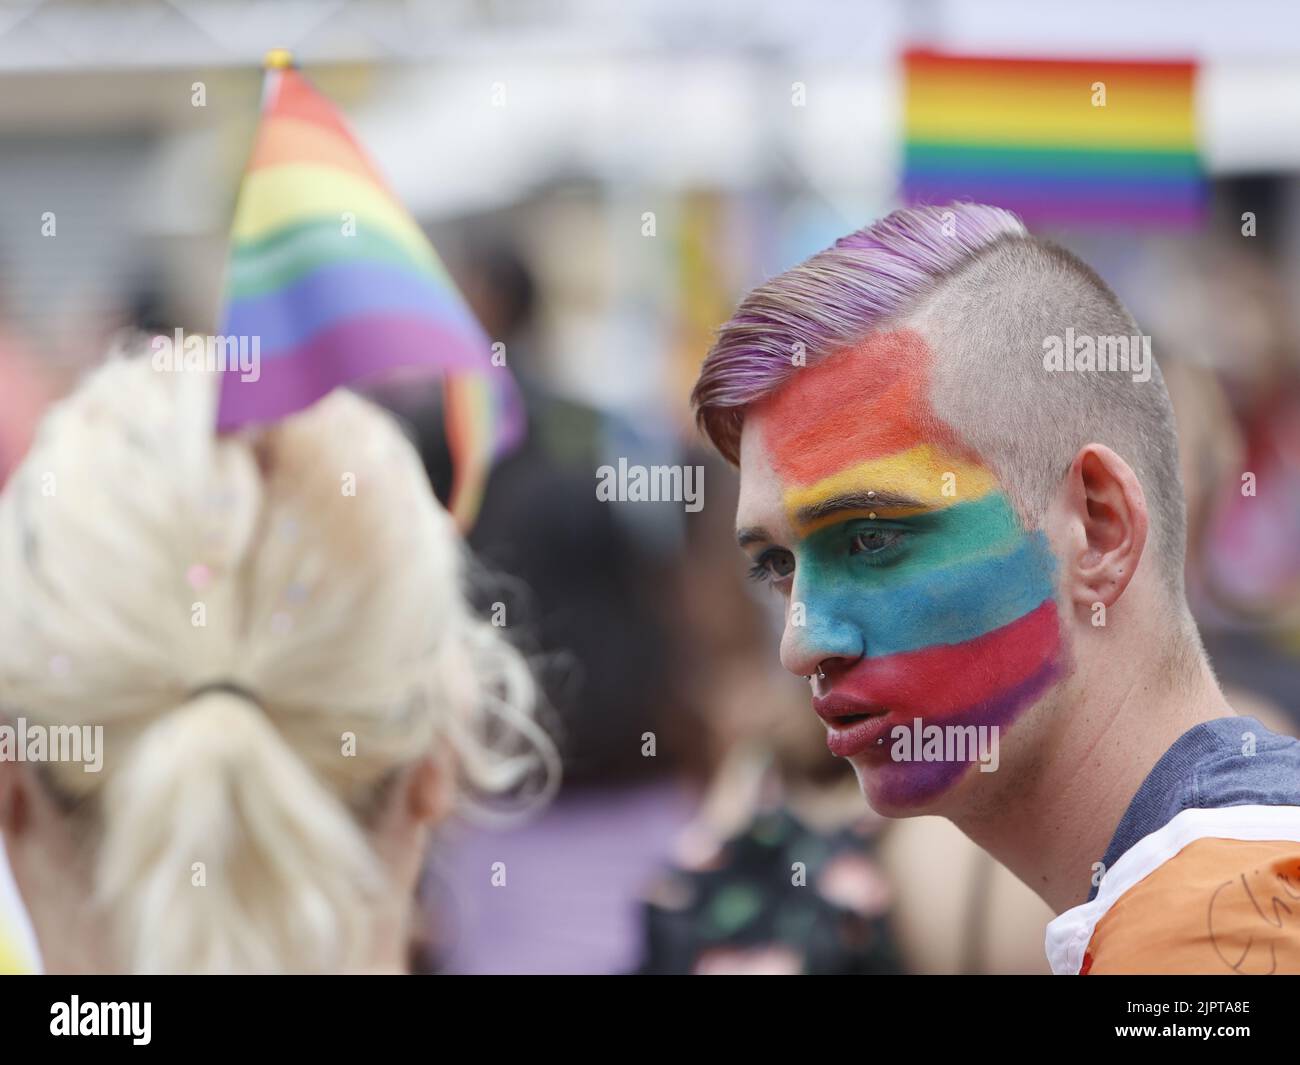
[98,690,381,974]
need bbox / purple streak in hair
[692,202,1026,461]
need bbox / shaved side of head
[904,234,1188,597]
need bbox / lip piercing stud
[817,668,826,680]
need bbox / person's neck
[952,627,1233,915]
[360,889,420,974]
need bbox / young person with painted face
[691,203,1300,975]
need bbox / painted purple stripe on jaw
[870,650,1066,809]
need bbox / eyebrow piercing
[867,491,876,500]
[868,512,876,519]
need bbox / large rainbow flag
[217,50,523,529]
[902,50,1205,227]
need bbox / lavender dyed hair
[691,203,1026,462]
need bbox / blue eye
[748,549,795,583]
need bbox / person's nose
[778,587,864,683]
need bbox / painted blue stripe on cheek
[794,529,1058,659]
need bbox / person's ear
[1058,443,1149,611]
[405,752,454,825]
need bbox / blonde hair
[0,353,556,973]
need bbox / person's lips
[812,694,894,759]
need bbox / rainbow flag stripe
[217,53,523,529]
[902,50,1205,227]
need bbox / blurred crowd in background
[2,0,1300,974]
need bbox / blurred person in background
[0,354,554,973]
[637,453,903,975]
[1134,232,1300,736]
[383,236,698,975]
[1162,349,1297,736]
[1165,240,1300,731]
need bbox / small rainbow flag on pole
[902,50,1205,227]
[217,49,523,529]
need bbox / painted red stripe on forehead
[753,329,970,485]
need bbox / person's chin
[848,752,978,818]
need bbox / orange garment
[1083,837,1300,974]
[1046,805,1300,975]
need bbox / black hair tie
[189,681,264,710]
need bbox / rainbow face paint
[738,329,1063,810]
